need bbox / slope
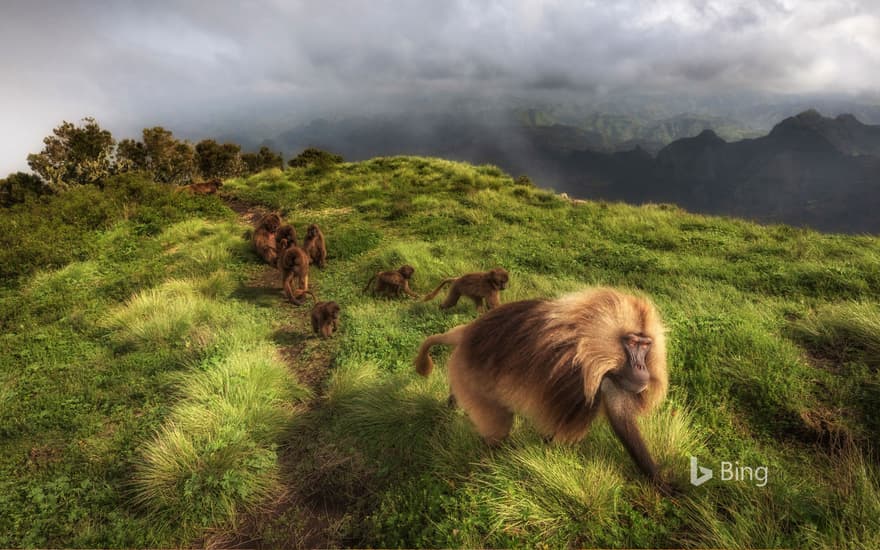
[1,160,878,547]
[217,157,880,548]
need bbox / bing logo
[689,456,768,487]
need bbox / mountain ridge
[265,108,880,233]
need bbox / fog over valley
[2,0,880,230]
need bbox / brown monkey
[423,268,509,312]
[363,265,419,298]
[303,224,327,268]
[311,301,341,338]
[275,223,298,251]
[414,288,670,489]
[186,179,222,195]
[252,212,282,266]
[277,244,310,301]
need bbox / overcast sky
[2,0,879,174]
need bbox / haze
[2,0,879,175]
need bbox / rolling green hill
[1,158,879,548]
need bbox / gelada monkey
[363,265,419,298]
[415,288,670,490]
[252,212,282,266]
[423,268,509,312]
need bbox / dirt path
[204,197,347,549]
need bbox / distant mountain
[514,110,761,153]
[270,109,763,189]
[561,111,880,233]
[273,109,758,159]
[271,109,880,233]
[768,109,880,156]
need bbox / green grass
[0,183,307,546]
[221,156,880,548]
[2,156,879,547]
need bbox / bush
[0,173,229,284]
[288,147,343,169]
[0,172,53,207]
[241,147,283,174]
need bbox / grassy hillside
[221,158,880,547]
[0,176,308,546]
[1,160,879,547]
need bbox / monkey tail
[415,325,467,377]
[422,278,456,302]
[362,273,378,293]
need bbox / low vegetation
[221,157,880,548]
[1,155,878,547]
[0,177,306,546]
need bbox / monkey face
[490,269,509,289]
[262,214,281,232]
[610,333,652,393]
[399,265,415,279]
[329,303,341,319]
[307,225,319,238]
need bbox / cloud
[2,0,879,174]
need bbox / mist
[2,0,879,174]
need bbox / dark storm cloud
[2,0,879,173]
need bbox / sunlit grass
[224,158,880,547]
[5,157,880,547]
[133,345,307,538]
[791,301,880,366]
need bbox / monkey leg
[448,355,513,445]
[283,273,295,301]
[403,282,420,299]
[470,398,514,446]
[470,296,485,313]
[440,289,461,309]
[375,283,391,298]
[602,384,661,483]
[486,292,500,310]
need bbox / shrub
[0,173,228,284]
[288,147,343,169]
[0,172,53,207]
